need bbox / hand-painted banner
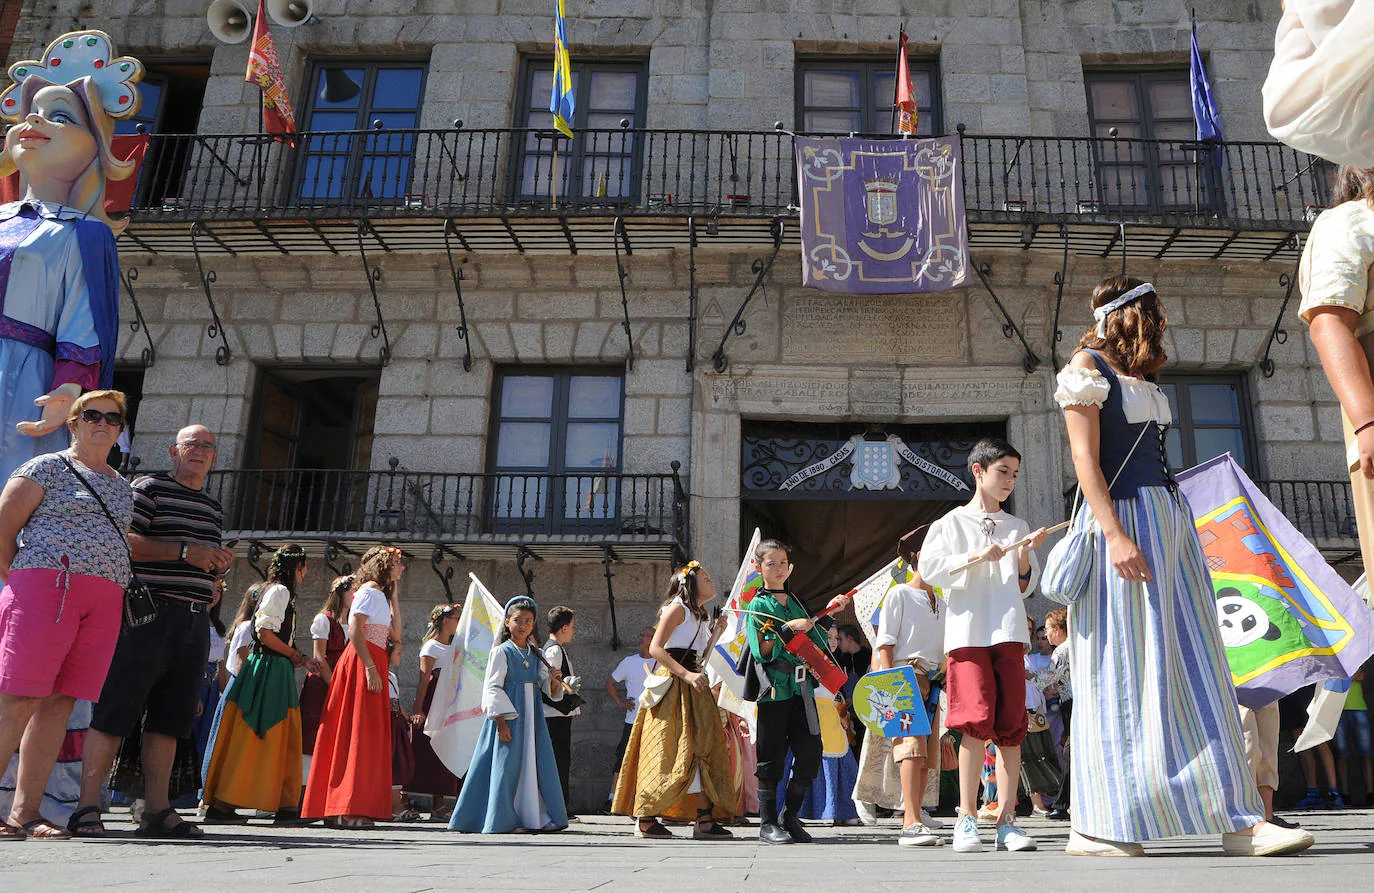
[796,136,969,294]
[1176,454,1374,708]
[425,573,505,777]
[706,528,763,704]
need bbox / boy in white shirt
[918,438,1046,854]
[872,525,946,847]
[604,627,656,807]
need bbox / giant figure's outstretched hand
[15,382,80,438]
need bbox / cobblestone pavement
[1,810,1370,891]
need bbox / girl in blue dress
[449,596,569,833]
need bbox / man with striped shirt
[75,425,236,838]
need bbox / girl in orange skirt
[302,546,405,829]
[203,545,319,823]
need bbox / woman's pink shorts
[0,568,123,700]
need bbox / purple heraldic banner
[796,136,970,294]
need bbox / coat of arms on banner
[797,136,970,294]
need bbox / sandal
[391,809,421,823]
[692,808,733,841]
[136,807,204,839]
[21,818,72,840]
[635,817,673,839]
[337,816,374,830]
[66,806,105,838]
[1,822,24,842]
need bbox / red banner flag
[246,0,297,145]
[895,31,918,135]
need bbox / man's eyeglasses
[176,440,217,453]
[79,409,124,427]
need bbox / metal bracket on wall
[973,261,1041,374]
[443,220,474,372]
[515,545,540,597]
[245,540,270,580]
[712,219,785,373]
[189,222,231,365]
[324,540,360,578]
[430,544,464,600]
[612,217,636,371]
[686,218,698,373]
[1100,222,1128,274]
[356,219,392,366]
[120,266,156,367]
[1260,236,1303,378]
[602,546,622,650]
[1048,224,1070,370]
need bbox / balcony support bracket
[430,545,464,601]
[324,540,360,578]
[1261,239,1303,378]
[602,546,622,651]
[120,266,156,368]
[443,220,474,372]
[687,219,698,373]
[356,220,392,366]
[712,219,785,373]
[189,222,232,366]
[1049,224,1069,370]
[516,545,540,598]
[245,540,270,581]
[612,217,636,372]
[974,260,1041,374]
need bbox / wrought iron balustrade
[126,127,1331,230]
[200,464,687,547]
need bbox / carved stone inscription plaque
[782,293,967,363]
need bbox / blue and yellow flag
[550,0,574,138]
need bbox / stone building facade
[6,0,1345,809]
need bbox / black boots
[758,786,791,844]
[779,780,813,843]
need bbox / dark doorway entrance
[740,420,1005,609]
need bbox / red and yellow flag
[246,0,297,145]
[895,31,918,135]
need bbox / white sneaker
[995,818,1038,852]
[853,800,878,826]
[952,814,983,852]
[920,809,944,830]
[899,822,943,847]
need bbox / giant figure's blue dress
[449,640,568,833]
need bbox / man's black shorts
[90,601,211,739]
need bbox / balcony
[1255,479,1360,561]
[122,127,1329,262]
[200,460,689,564]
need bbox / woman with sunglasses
[0,390,130,839]
[407,603,462,820]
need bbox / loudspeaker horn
[267,0,316,27]
[207,0,254,44]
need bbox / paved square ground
[1,810,1369,891]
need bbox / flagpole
[552,140,560,210]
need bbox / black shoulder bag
[537,645,587,715]
[58,455,158,629]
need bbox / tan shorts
[1240,701,1280,790]
[891,669,936,763]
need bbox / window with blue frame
[295,62,427,204]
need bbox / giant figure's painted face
[4,83,97,186]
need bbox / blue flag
[550,0,574,139]
[1190,16,1223,145]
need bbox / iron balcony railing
[200,462,688,546]
[126,126,1332,230]
[1062,478,1357,552]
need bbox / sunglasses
[79,409,124,427]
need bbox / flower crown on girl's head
[1,30,143,122]
[675,560,701,583]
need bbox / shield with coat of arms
[850,436,902,490]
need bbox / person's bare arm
[127,532,234,572]
[412,653,437,718]
[0,477,43,581]
[1309,306,1374,478]
[349,612,384,694]
[311,637,333,685]
[649,604,708,692]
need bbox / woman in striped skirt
[1053,276,1313,857]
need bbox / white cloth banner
[425,573,505,778]
[706,527,761,712]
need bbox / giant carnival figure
[0,29,140,827]
[0,29,139,480]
